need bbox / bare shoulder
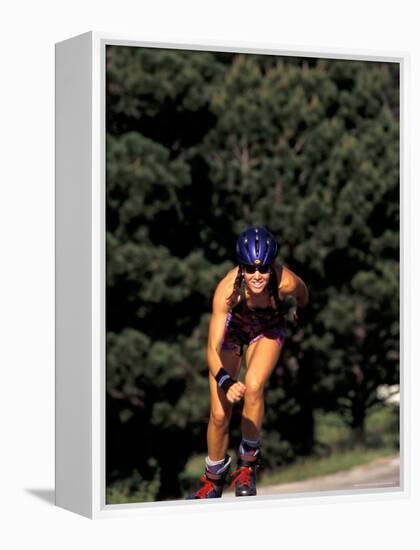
[277,264,308,306]
[279,265,301,288]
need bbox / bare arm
[279,266,309,308]
[206,279,231,379]
[207,271,246,403]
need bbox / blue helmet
[235,226,278,266]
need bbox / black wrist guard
[215,368,236,394]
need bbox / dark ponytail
[268,266,286,315]
[227,268,243,308]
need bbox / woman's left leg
[242,337,282,440]
[230,337,282,496]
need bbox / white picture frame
[55,31,408,519]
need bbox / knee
[210,410,230,431]
[244,378,264,403]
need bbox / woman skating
[188,226,309,498]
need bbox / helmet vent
[255,232,260,256]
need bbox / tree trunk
[351,364,366,447]
[296,350,315,455]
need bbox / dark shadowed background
[105,46,399,503]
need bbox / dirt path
[256,454,400,496]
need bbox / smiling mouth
[250,280,264,289]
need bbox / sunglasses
[242,264,272,274]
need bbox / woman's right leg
[207,349,242,460]
[187,350,242,498]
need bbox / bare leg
[207,350,242,460]
[241,338,282,441]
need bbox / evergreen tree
[106,46,399,498]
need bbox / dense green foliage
[106,46,399,501]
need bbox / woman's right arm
[207,276,246,403]
[207,280,231,379]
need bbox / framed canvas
[55,32,407,518]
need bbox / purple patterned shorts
[220,312,286,357]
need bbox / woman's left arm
[278,266,309,309]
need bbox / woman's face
[242,267,271,295]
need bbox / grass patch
[259,448,396,487]
[106,468,160,504]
